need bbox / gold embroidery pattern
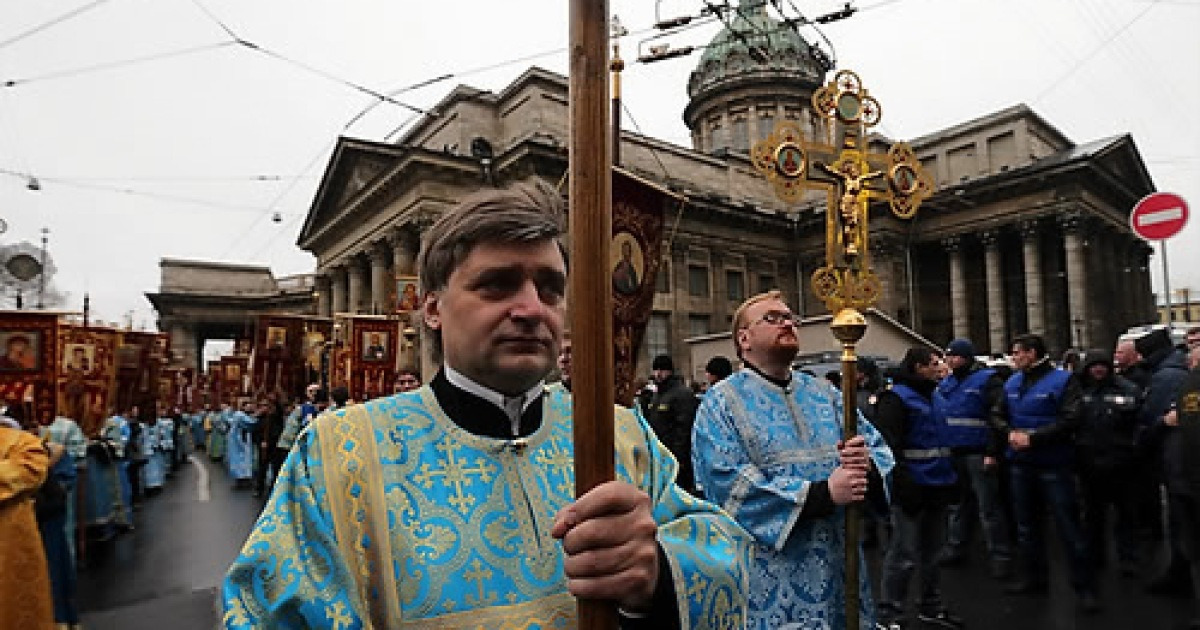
[229,387,750,628]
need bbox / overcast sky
[1,0,1197,331]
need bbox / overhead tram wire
[0,0,114,53]
[188,0,433,117]
[2,41,239,87]
[0,168,284,214]
[1030,2,1156,106]
[220,136,339,258]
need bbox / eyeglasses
[751,311,797,327]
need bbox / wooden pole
[568,1,616,628]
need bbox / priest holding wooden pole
[221,4,749,627]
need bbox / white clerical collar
[444,365,544,435]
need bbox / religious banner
[205,360,223,407]
[219,355,250,406]
[56,324,119,436]
[610,167,677,407]
[0,310,61,425]
[330,314,398,402]
[250,314,333,401]
[115,331,162,419]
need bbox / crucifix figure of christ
[816,159,884,262]
[751,69,934,630]
[752,69,933,313]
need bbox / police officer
[646,354,699,495]
[1076,349,1142,577]
[995,334,1098,613]
[875,347,964,629]
[936,338,1013,579]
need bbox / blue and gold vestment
[693,369,895,630]
[222,385,750,629]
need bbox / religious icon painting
[63,343,96,375]
[0,330,40,372]
[304,331,325,371]
[395,275,420,313]
[890,164,919,195]
[774,143,806,179]
[116,344,141,370]
[266,326,287,350]
[611,231,644,296]
[362,331,389,362]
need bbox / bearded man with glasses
[692,290,895,630]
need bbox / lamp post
[37,227,47,309]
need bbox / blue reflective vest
[936,367,996,450]
[893,383,957,486]
[1004,367,1073,467]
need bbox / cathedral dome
[684,0,832,155]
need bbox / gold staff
[751,69,933,630]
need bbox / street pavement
[77,454,1196,629]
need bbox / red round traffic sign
[1131,192,1189,241]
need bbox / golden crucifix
[751,69,932,630]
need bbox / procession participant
[0,420,54,630]
[223,181,750,628]
[207,404,228,462]
[692,290,893,630]
[225,400,257,490]
[40,414,87,561]
[276,386,323,455]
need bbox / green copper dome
[687,0,829,99]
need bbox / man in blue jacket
[936,338,1012,579]
[994,333,1098,613]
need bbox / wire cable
[220,137,338,257]
[0,0,114,53]
[1030,2,1155,105]
[2,41,238,87]
[7,173,293,214]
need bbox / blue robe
[39,453,79,624]
[99,415,131,526]
[222,386,751,629]
[143,420,166,490]
[692,369,895,630]
[226,411,256,481]
[40,418,87,562]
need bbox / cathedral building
[296,2,1155,381]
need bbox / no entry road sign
[1131,192,1189,241]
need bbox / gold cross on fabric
[751,70,933,312]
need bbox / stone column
[943,236,969,341]
[871,236,900,316]
[369,241,391,315]
[981,229,1007,354]
[391,225,419,276]
[1060,212,1088,348]
[1020,219,1045,336]
[314,273,332,318]
[347,256,367,314]
[330,265,348,315]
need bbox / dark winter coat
[1076,350,1142,471]
[646,374,699,491]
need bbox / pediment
[297,137,407,249]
